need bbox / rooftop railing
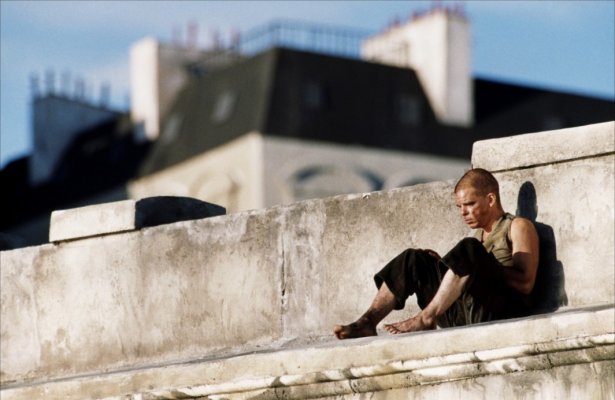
[236,19,373,59]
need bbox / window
[303,80,329,111]
[542,115,564,131]
[161,114,183,144]
[290,165,381,201]
[211,90,237,124]
[397,94,422,126]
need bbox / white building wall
[128,132,468,214]
[263,135,468,207]
[446,14,473,126]
[130,38,211,140]
[130,38,160,140]
[127,132,265,212]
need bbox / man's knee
[442,237,484,276]
[393,248,428,262]
[456,237,483,252]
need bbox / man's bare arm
[504,217,539,294]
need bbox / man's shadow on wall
[516,181,568,314]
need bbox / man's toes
[333,325,342,333]
[383,324,397,334]
[333,325,346,339]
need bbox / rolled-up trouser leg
[374,249,444,310]
[374,238,530,327]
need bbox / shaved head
[455,168,501,202]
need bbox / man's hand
[422,249,441,261]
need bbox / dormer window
[543,115,563,131]
[303,80,329,111]
[397,94,422,126]
[211,90,237,124]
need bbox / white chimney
[361,8,473,127]
[129,37,210,140]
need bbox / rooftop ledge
[3,304,613,400]
[49,196,225,242]
[472,121,615,172]
[2,121,613,399]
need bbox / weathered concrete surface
[1,121,614,395]
[472,121,614,171]
[2,305,613,399]
[49,196,225,242]
[493,156,614,311]
[49,199,136,242]
[472,123,615,311]
[1,181,466,386]
[279,184,467,338]
[1,209,286,385]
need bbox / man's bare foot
[333,318,377,339]
[383,312,436,334]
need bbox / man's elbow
[518,282,534,295]
[504,268,536,295]
[518,276,536,295]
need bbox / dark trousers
[374,237,530,327]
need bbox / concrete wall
[0,180,466,386]
[1,121,613,388]
[473,121,615,312]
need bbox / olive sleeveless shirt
[474,213,515,267]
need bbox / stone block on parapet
[472,121,614,172]
[49,196,226,242]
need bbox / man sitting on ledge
[334,168,539,339]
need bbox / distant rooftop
[236,19,373,59]
[188,2,468,66]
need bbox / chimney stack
[361,6,473,127]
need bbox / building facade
[2,7,613,249]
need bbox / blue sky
[1,0,614,167]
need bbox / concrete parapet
[472,121,614,171]
[1,181,467,386]
[473,121,615,312]
[49,199,136,242]
[2,305,613,399]
[49,196,225,242]
[1,121,614,396]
